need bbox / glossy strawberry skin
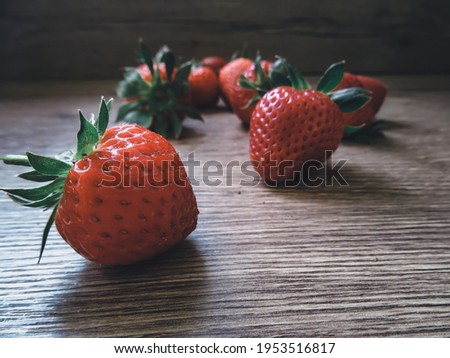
[55,124,198,266]
[250,87,344,182]
[336,72,386,126]
[201,56,227,76]
[219,58,253,108]
[188,66,220,109]
[228,60,272,125]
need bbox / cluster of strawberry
[118,43,386,183]
[216,54,387,182]
[115,43,224,139]
[0,41,387,266]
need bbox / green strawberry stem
[0,98,113,262]
[238,58,371,114]
[116,41,203,139]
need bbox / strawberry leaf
[175,102,203,121]
[26,152,72,176]
[281,59,310,90]
[339,96,371,113]
[139,39,154,76]
[118,68,149,98]
[74,110,100,161]
[2,177,65,203]
[117,101,141,122]
[317,61,345,93]
[18,171,58,182]
[344,120,386,143]
[38,205,58,263]
[269,62,291,87]
[254,53,266,82]
[96,97,111,135]
[160,47,176,82]
[329,87,371,113]
[105,98,113,113]
[244,95,261,109]
[238,74,259,90]
[175,61,192,83]
[7,191,62,209]
[155,115,169,138]
[152,65,161,84]
[168,111,183,139]
[344,124,366,136]
[0,154,31,166]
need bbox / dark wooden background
[1,0,450,80]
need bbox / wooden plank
[1,0,449,79]
[1,78,450,337]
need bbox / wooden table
[1,77,450,337]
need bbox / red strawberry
[335,72,387,126]
[117,41,202,139]
[0,99,199,266]
[249,61,370,183]
[188,65,220,109]
[250,87,344,182]
[228,59,272,125]
[219,57,253,108]
[200,56,227,76]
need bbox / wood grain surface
[1,78,450,337]
[1,0,450,80]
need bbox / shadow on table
[46,238,208,337]
[342,118,410,146]
[262,162,414,204]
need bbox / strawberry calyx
[343,120,386,143]
[238,57,371,115]
[116,40,203,139]
[237,53,275,109]
[0,98,113,262]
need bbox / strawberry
[336,72,387,126]
[188,64,220,109]
[0,99,199,266]
[200,56,227,76]
[227,57,272,125]
[116,41,202,139]
[219,57,253,108]
[248,61,371,183]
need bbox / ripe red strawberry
[0,99,199,266]
[249,61,371,183]
[200,56,227,76]
[117,41,202,139]
[188,65,220,109]
[335,72,387,126]
[219,57,253,108]
[227,58,272,125]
